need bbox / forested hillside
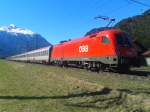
[116,9,150,49]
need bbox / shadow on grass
[65,88,150,110]
[0,88,112,100]
[66,92,124,109]
[66,97,122,109]
[121,70,150,77]
[0,96,52,100]
[117,88,150,95]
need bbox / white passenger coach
[7,46,52,64]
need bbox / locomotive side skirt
[51,56,118,65]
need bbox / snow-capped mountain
[0,24,51,58]
[0,24,35,35]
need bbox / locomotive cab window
[101,36,110,44]
[116,33,132,48]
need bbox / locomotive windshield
[116,33,132,48]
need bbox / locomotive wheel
[99,64,106,72]
[92,63,106,73]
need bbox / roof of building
[143,50,150,57]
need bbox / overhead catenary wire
[93,0,131,20]
[129,0,150,7]
[93,0,149,28]
[90,0,113,15]
[102,3,131,17]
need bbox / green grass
[0,59,149,112]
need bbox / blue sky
[0,0,149,44]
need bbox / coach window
[102,36,110,44]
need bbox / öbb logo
[79,45,89,53]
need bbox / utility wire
[107,2,131,16]
[93,0,112,14]
[129,0,150,7]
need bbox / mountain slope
[0,24,50,58]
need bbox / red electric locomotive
[51,29,138,71]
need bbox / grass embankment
[0,59,149,112]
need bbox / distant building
[143,51,150,66]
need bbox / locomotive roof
[143,50,150,57]
[85,27,116,36]
[57,29,123,45]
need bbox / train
[7,29,139,71]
